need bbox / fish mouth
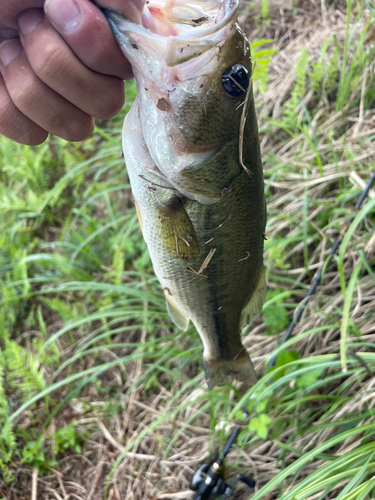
[105,0,239,67]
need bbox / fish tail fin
[203,349,257,389]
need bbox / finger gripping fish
[106,0,266,389]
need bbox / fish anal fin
[164,291,190,331]
[240,265,267,328]
[203,349,257,389]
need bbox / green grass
[1,2,375,499]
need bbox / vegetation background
[1,0,375,498]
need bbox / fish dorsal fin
[240,265,266,327]
[164,292,190,331]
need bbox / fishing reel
[190,460,255,500]
[190,413,255,499]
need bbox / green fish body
[107,0,266,388]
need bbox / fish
[105,0,266,389]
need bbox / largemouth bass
[106,0,266,389]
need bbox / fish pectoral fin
[240,265,267,327]
[165,292,190,331]
[146,168,174,189]
[169,180,221,205]
[156,198,199,260]
[169,170,223,205]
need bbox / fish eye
[221,64,250,98]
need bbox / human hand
[0,0,138,146]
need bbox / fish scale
[106,0,266,388]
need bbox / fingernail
[18,9,45,36]
[45,0,81,34]
[0,40,22,67]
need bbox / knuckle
[94,81,125,120]
[22,130,49,146]
[9,73,41,115]
[31,41,63,83]
[0,82,47,145]
[0,109,47,145]
[0,93,11,128]
[9,74,39,110]
[84,44,108,69]
[62,116,94,142]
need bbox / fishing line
[267,168,375,368]
[190,170,375,499]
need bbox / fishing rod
[190,170,375,499]
[268,169,375,368]
[190,412,255,500]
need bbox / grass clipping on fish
[1,1,375,499]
